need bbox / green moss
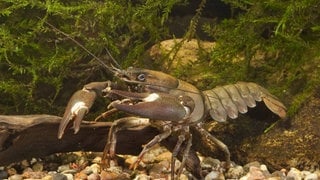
[0,0,183,114]
[0,0,319,118]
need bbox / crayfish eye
[137,73,146,81]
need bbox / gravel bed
[1,146,319,180]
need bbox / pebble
[0,170,8,179]
[8,174,23,180]
[1,147,319,180]
[100,170,123,180]
[74,171,88,180]
[305,173,318,180]
[7,167,17,176]
[243,161,260,173]
[63,173,74,180]
[87,163,101,174]
[240,166,267,180]
[271,170,286,179]
[51,173,68,180]
[32,162,44,172]
[205,170,225,180]
[42,175,53,180]
[225,165,244,179]
[134,174,151,180]
[57,164,71,173]
[22,171,47,179]
[87,173,101,180]
[287,167,302,180]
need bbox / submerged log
[0,115,202,178]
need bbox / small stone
[246,166,266,180]
[0,170,8,179]
[7,167,17,176]
[314,170,320,178]
[243,161,260,173]
[8,174,23,180]
[260,164,268,172]
[125,156,138,167]
[22,167,33,173]
[62,173,74,180]
[271,170,286,179]
[57,164,71,173]
[141,145,166,164]
[51,173,68,180]
[155,151,171,162]
[205,170,225,180]
[267,177,282,180]
[287,167,302,180]
[42,175,53,180]
[30,158,37,164]
[92,156,102,164]
[134,174,151,180]
[178,173,189,180]
[305,173,318,180]
[22,171,47,179]
[87,173,101,180]
[75,171,87,180]
[225,165,244,179]
[20,160,30,169]
[89,163,101,174]
[301,170,311,178]
[149,161,169,179]
[100,170,119,180]
[260,164,271,177]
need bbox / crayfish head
[117,67,179,92]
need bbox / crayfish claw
[58,89,97,139]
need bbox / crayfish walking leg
[194,124,231,167]
[171,126,192,179]
[102,117,150,166]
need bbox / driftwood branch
[0,115,202,178]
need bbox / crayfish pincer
[58,67,286,179]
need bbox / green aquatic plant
[0,0,183,114]
[0,0,319,117]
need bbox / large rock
[149,38,215,69]
[236,91,320,171]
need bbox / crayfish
[50,21,287,180]
[57,66,286,179]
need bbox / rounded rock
[7,167,17,176]
[8,174,23,180]
[32,162,44,172]
[87,173,101,180]
[287,167,302,180]
[0,170,8,179]
[271,170,286,179]
[51,173,68,180]
[243,161,260,173]
[244,166,266,180]
[225,165,244,179]
[305,173,318,180]
[42,175,54,180]
[134,174,151,180]
[57,164,71,173]
[205,171,225,180]
[63,173,74,180]
[75,171,87,180]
